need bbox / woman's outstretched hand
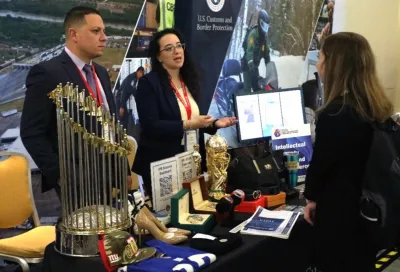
[191,115,215,129]
[215,117,238,128]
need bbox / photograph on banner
[0,1,144,141]
[300,2,332,81]
[114,57,151,141]
[151,156,179,214]
[271,124,313,182]
[299,0,335,111]
[207,0,324,147]
[125,0,161,59]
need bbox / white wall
[333,0,400,109]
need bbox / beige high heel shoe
[142,206,192,236]
[134,224,149,235]
[136,208,188,246]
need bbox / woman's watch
[212,119,219,128]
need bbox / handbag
[226,143,284,200]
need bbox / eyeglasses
[160,43,186,53]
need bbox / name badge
[184,130,198,152]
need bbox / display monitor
[233,88,306,142]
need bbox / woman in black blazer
[303,32,394,272]
[132,28,237,200]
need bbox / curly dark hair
[148,28,200,100]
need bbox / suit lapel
[61,51,89,92]
[161,76,181,119]
[59,51,100,135]
[60,50,116,115]
[60,51,89,97]
[94,63,116,115]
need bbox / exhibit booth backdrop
[115,57,152,140]
[126,0,158,59]
[301,0,335,84]
[175,0,243,116]
[0,2,146,192]
[174,0,325,148]
[0,1,145,140]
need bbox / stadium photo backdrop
[0,0,145,138]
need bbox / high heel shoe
[142,206,192,236]
[136,208,188,245]
[133,224,149,235]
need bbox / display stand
[171,189,215,233]
[182,176,217,214]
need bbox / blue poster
[271,124,313,182]
[175,0,243,114]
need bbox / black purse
[226,143,284,200]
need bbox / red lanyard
[76,64,103,106]
[170,78,192,120]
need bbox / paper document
[241,206,300,239]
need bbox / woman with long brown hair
[304,32,393,271]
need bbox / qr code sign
[160,175,173,197]
[183,169,192,181]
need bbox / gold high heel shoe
[136,208,188,245]
[142,206,192,236]
[134,224,149,235]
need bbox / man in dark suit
[119,66,144,123]
[119,67,144,141]
[20,6,131,200]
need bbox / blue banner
[271,124,313,182]
[175,0,243,114]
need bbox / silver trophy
[49,83,131,257]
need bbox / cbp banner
[175,0,243,114]
[271,124,313,182]
[205,0,323,148]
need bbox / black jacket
[304,101,376,271]
[20,50,116,192]
[304,102,373,201]
[132,71,217,177]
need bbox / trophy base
[208,191,227,201]
[54,222,129,257]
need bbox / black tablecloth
[43,200,313,272]
[203,217,313,271]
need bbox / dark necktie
[82,64,97,99]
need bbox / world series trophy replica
[205,135,230,201]
[49,83,131,257]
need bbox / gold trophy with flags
[49,83,131,257]
[205,135,230,201]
